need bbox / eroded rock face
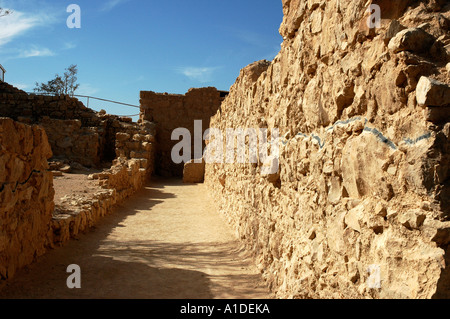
[416,76,450,106]
[205,0,450,299]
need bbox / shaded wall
[140,87,226,177]
[205,0,450,299]
[0,81,155,168]
[0,118,54,280]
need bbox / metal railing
[26,92,141,117]
[75,94,140,109]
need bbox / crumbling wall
[0,118,54,280]
[0,82,157,275]
[205,0,450,299]
[140,87,225,177]
[115,120,156,178]
[49,157,150,247]
[38,117,101,168]
[0,81,151,167]
[48,115,156,247]
[0,82,99,127]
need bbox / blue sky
[0,0,283,117]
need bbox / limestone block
[388,28,435,53]
[183,159,206,183]
[416,76,450,106]
[398,210,426,230]
[383,20,406,44]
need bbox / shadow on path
[0,178,271,299]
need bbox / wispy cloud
[18,46,54,58]
[101,0,130,12]
[77,83,99,96]
[234,29,268,48]
[0,4,59,48]
[176,66,220,83]
[0,10,40,47]
[63,42,77,50]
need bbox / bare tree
[34,64,80,96]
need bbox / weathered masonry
[0,81,156,280]
[205,0,450,299]
[140,87,228,177]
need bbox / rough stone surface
[388,27,436,53]
[0,83,156,281]
[416,76,450,106]
[183,158,206,183]
[205,0,450,299]
[140,87,226,177]
[0,118,54,280]
[38,117,100,167]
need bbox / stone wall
[38,117,101,168]
[46,118,156,247]
[0,82,99,127]
[140,87,226,177]
[205,0,450,299]
[0,83,157,280]
[0,81,155,168]
[49,157,150,247]
[115,120,156,178]
[0,118,54,280]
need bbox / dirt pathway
[0,179,272,299]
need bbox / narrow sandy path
[0,179,272,299]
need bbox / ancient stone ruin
[0,80,156,277]
[140,87,227,177]
[0,0,450,299]
[204,0,450,298]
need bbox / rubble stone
[416,76,450,107]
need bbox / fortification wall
[205,0,450,298]
[0,84,156,279]
[0,82,99,127]
[49,157,151,247]
[140,87,225,177]
[0,118,54,280]
[0,81,154,168]
[38,117,101,168]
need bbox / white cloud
[18,46,54,58]
[0,10,39,47]
[0,5,58,48]
[63,42,77,50]
[101,0,130,12]
[77,83,99,96]
[177,66,220,83]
